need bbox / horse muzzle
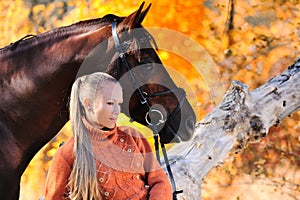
[146,102,196,144]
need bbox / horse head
[102,3,196,143]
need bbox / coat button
[127,148,132,152]
[99,177,104,182]
[104,191,109,196]
[135,174,140,179]
[119,138,124,142]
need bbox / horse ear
[136,3,151,25]
[120,2,151,30]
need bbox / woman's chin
[106,122,116,129]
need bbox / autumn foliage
[1,0,299,199]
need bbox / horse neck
[2,24,113,72]
[0,23,115,172]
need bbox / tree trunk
[166,58,300,199]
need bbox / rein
[112,22,184,199]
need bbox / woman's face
[88,81,123,129]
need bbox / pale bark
[165,58,300,199]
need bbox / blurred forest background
[1,0,300,199]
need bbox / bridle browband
[111,22,185,199]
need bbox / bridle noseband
[111,22,185,199]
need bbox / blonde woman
[44,72,172,200]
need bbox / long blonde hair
[67,72,118,200]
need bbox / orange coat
[45,123,172,200]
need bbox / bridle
[112,22,185,199]
[112,22,187,141]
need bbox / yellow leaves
[46,147,57,158]
[32,4,45,14]
[270,21,294,36]
[0,0,30,47]
[0,0,298,199]
[157,51,170,60]
[220,34,230,50]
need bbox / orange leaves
[1,0,299,199]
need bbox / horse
[0,3,196,199]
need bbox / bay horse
[0,3,195,199]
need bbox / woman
[44,72,172,200]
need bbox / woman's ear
[83,99,93,111]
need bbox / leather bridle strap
[152,129,183,200]
[112,22,150,107]
[112,22,123,52]
[111,22,183,199]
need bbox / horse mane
[0,14,124,52]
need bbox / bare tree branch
[166,58,300,199]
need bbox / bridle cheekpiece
[111,21,185,199]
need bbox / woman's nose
[113,105,120,114]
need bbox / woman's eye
[107,102,114,105]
